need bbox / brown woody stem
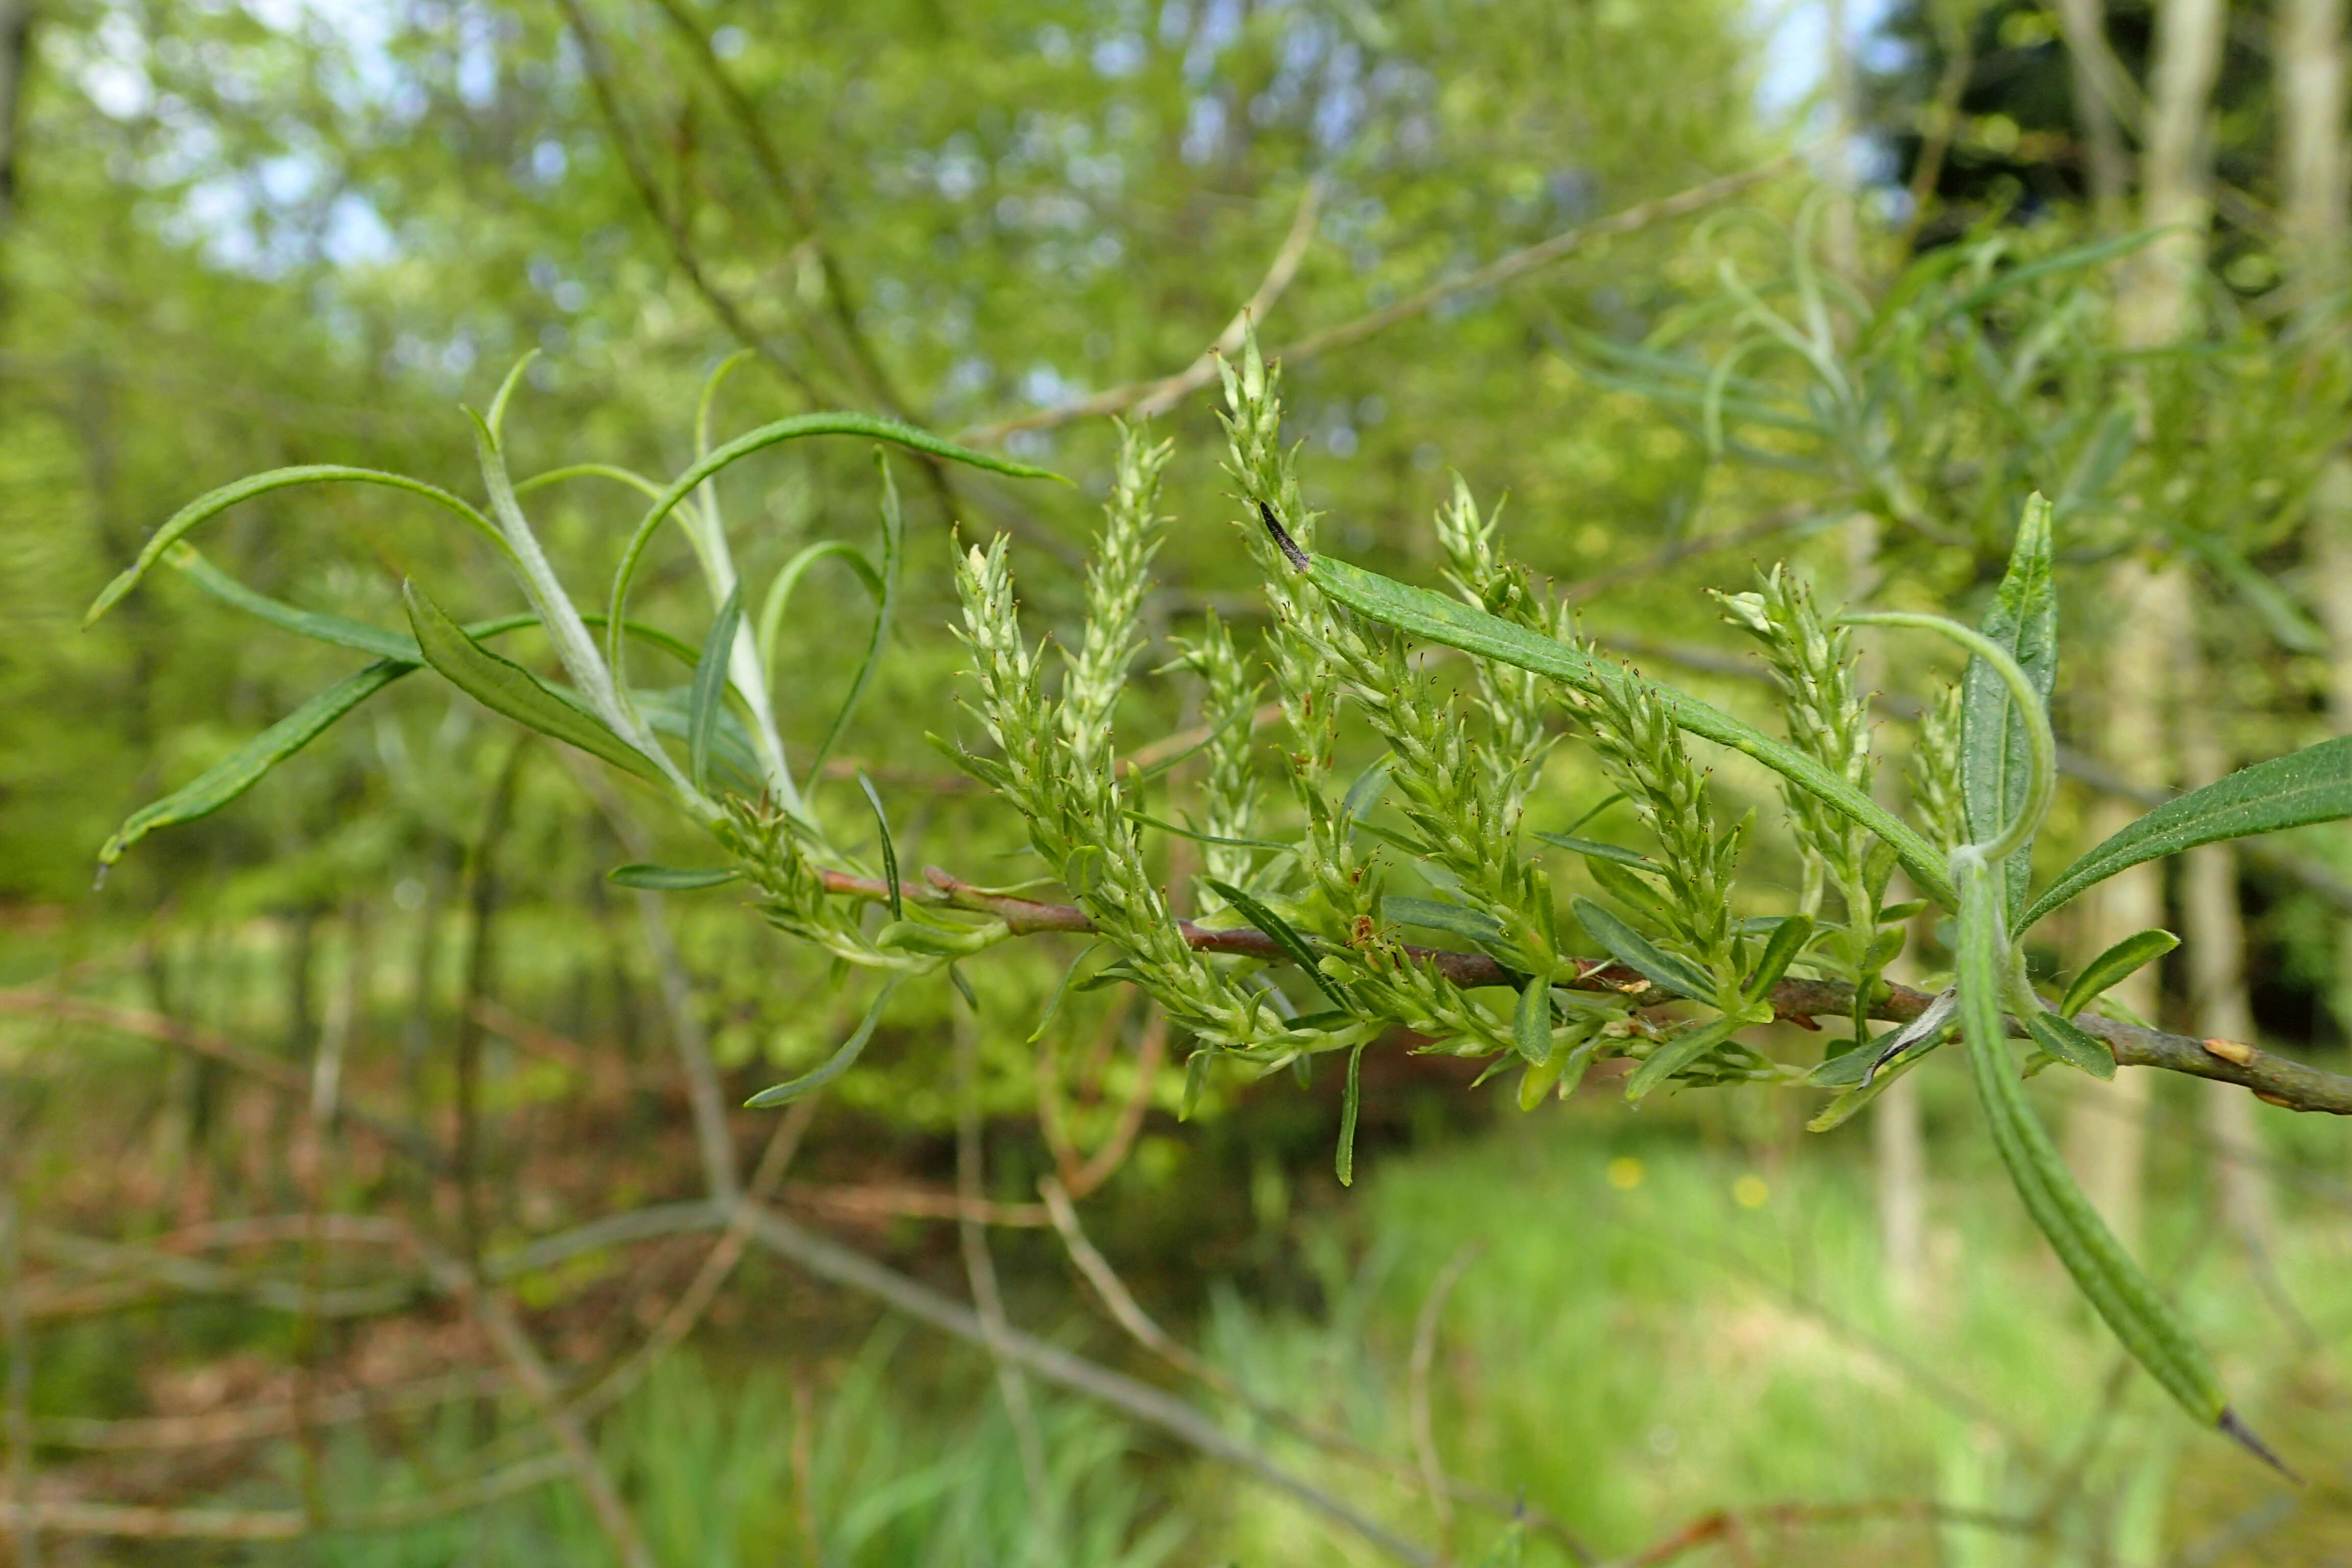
[813,868,2352,1117]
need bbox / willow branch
[807,868,2352,1115]
[959,154,1796,446]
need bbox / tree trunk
[2276,0,2348,304]
[2066,561,2187,1252]
[2276,0,2352,1061]
[2053,0,2134,228]
[2175,643,2276,1254]
[1847,508,1928,1308]
[2063,0,2225,1254]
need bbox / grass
[197,1069,2348,1567]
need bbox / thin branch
[0,1454,572,1541]
[1037,1179,1593,1560]
[551,0,829,403]
[735,1203,1438,1567]
[1409,1243,1483,1560]
[403,1232,655,1568]
[803,867,2352,1115]
[959,155,1797,446]
[954,1007,1052,1538]
[0,990,446,1171]
[561,1096,819,1427]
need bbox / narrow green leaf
[636,688,763,793]
[746,979,901,1108]
[1559,791,1628,836]
[857,770,902,922]
[1383,897,1506,946]
[1744,913,1814,1004]
[99,661,411,868]
[2061,928,2180,1019]
[1341,754,1394,823]
[1626,1014,1746,1103]
[168,546,419,659]
[1264,518,1955,909]
[1124,810,1296,853]
[1532,831,1657,870]
[689,584,744,792]
[1513,976,1553,1065]
[756,541,884,681]
[1028,940,1105,1043]
[1336,1041,1367,1185]
[484,350,540,446]
[812,452,904,777]
[2024,733,2352,930]
[1954,857,2231,1428]
[1180,1048,1212,1120]
[607,864,743,891]
[87,466,511,627]
[611,413,1066,684]
[1570,897,1717,1002]
[1203,878,1350,1010]
[2024,1010,2117,1080]
[402,583,662,782]
[1961,493,2057,924]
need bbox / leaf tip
[84,572,136,628]
[2217,1407,2298,1483]
[1257,501,1311,572]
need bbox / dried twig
[960,156,1797,446]
[1409,1243,1483,1559]
[0,990,445,1170]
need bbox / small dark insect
[1257,500,1312,571]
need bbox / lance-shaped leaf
[402,583,662,782]
[2025,1011,2116,1080]
[1336,1041,1368,1185]
[857,771,903,922]
[2060,928,2179,1019]
[746,978,901,1108]
[1383,897,1506,946]
[811,453,905,777]
[1570,897,1717,1003]
[100,661,412,868]
[1532,830,1657,869]
[1961,494,2057,924]
[607,865,743,891]
[689,585,744,792]
[2020,734,2352,930]
[1513,976,1553,1065]
[1203,878,1350,1010]
[86,465,510,626]
[1953,857,2254,1448]
[1254,506,1956,910]
[1743,913,1814,1006]
[609,413,1066,683]
[1625,1014,1746,1103]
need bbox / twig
[551,0,828,403]
[569,758,741,1204]
[1601,1498,2040,1567]
[958,179,1321,444]
[734,1204,1438,1566]
[1409,1243,1484,1560]
[30,1370,511,1452]
[1557,504,1817,607]
[1896,6,1979,251]
[1037,1179,1591,1558]
[403,1231,655,1568]
[0,1453,572,1540]
[0,990,446,1170]
[807,866,2352,1114]
[3,1182,33,1568]
[959,156,1797,446]
[564,1097,819,1427]
[955,1006,1054,1543]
